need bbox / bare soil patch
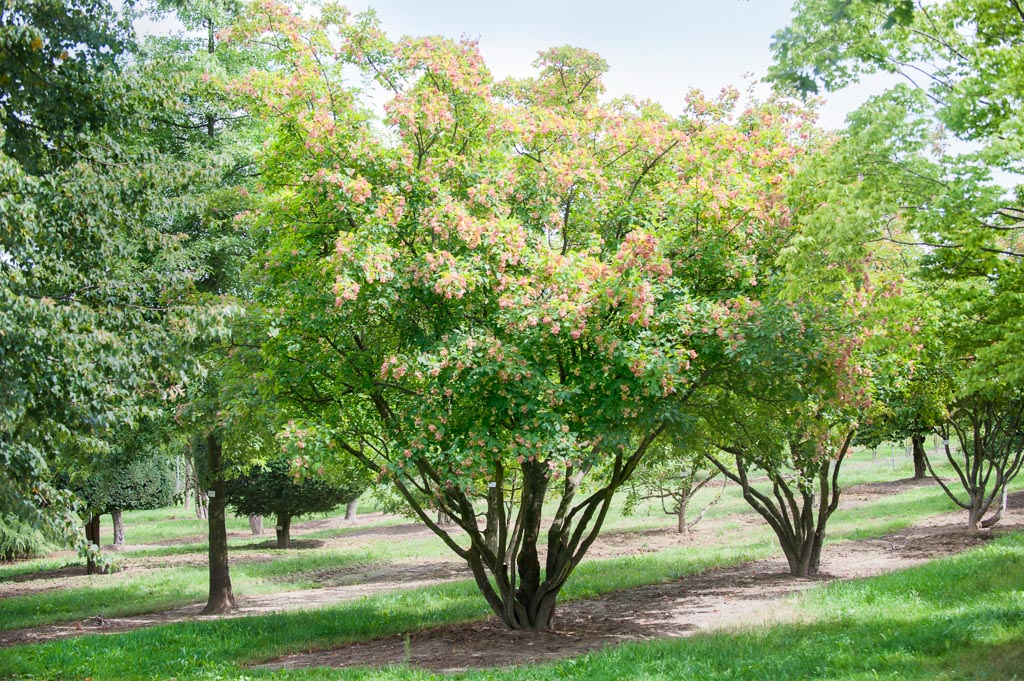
[258,514,1023,674]
[2,497,1020,673]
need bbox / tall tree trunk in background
[275,513,292,549]
[202,434,236,614]
[911,434,928,479]
[84,513,104,575]
[111,509,125,547]
[345,499,358,520]
[248,515,263,535]
[195,490,209,520]
[183,456,194,510]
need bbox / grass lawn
[1,446,1020,680]
[1,531,1020,680]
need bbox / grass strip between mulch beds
[2,532,1022,680]
[0,482,960,632]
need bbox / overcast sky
[139,0,884,129]
[335,0,883,129]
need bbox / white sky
[139,0,884,130]
[336,0,878,129]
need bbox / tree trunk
[968,498,983,531]
[345,499,358,521]
[248,515,263,535]
[111,509,125,547]
[275,513,291,549]
[509,459,551,629]
[780,532,825,577]
[195,488,209,520]
[183,456,193,509]
[84,513,105,575]
[202,434,237,614]
[911,434,928,479]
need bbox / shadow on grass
[235,539,327,552]
[1,534,1021,680]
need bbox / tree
[0,0,229,561]
[135,0,267,614]
[231,2,817,629]
[60,446,176,571]
[624,433,723,535]
[225,457,365,548]
[770,0,1024,385]
[707,411,856,577]
[771,3,1024,529]
[696,289,869,577]
[932,395,1024,530]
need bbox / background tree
[225,457,366,548]
[60,447,175,572]
[624,432,723,535]
[0,0,229,561]
[231,2,818,630]
[933,394,1024,530]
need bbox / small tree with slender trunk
[624,437,723,535]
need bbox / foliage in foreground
[229,0,839,629]
[0,515,55,561]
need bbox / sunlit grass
[0,456,978,633]
[1,532,1020,680]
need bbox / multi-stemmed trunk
[275,513,292,549]
[343,425,665,630]
[928,398,1024,532]
[248,515,263,535]
[202,434,237,614]
[708,431,853,577]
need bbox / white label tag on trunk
[207,490,216,498]
[276,526,284,531]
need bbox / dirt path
[258,512,1021,673]
[1,487,1019,671]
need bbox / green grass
[2,453,1020,680]
[0,455,975,633]
[0,542,435,631]
[1,532,1021,680]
